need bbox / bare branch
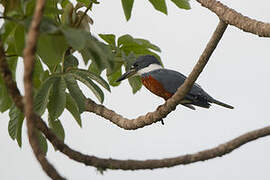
[196,0,270,37]
[36,117,270,170]
[86,20,228,130]
[22,0,66,179]
[1,19,270,172]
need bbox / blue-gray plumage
[116,55,234,110]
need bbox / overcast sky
[1,0,270,179]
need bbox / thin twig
[86,20,228,130]
[22,0,66,179]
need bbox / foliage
[0,0,190,148]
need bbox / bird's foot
[157,105,165,125]
[159,119,165,125]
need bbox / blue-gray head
[116,55,163,82]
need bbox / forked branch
[86,20,228,130]
[22,0,65,179]
[1,35,270,171]
[0,1,269,178]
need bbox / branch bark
[35,118,270,170]
[1,19,270,172]
[196,0,270,37]
[22,0,65,179]
[86,20,228,130]
[1,0,269,176]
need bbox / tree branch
[22,0,65,179]
[1,19,270,172]
[0,42,24,110]
[36,117,270,170]
[85,20,228,130]
[196,0,270,37]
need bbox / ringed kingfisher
[116,55,234,110]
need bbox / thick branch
[1,20,270,171]
[22,0,65,179]
[36,118,270,170]
[86,20,228,130]
[196,0,270,37]
[2,43,270,171]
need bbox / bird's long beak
[116,68,137,82]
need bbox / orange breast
[141,75,173,100]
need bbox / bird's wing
[149,69,213,100]
[148,69,234,109]
[149,69,184,93]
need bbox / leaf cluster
[121,0,190,21]
[0,0,190,152]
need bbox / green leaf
[61,27,88,51]
[76,11,93,32]
[33,56,44,89]
[88,62,102,75]
[61,0,70,8]
[123,52,136,69]
[48,76,66,120]
[8,104,24,147]
[121,44,152,56]
[70,69,110,92]
[37,131,48,155]
[0,20,16,43]
[134,38,161,52]
[14,24,25,56]
[170,0,191,10]
[63,54,79,71]
[128,76,142,94]
[99,34,116,47]
[71,72,104,103]
[66,93,82,127]
[64,74,85,113]
[0,84,12,113]
[37,34,68,71]
[6,50,18,80]
[117,34,134,47]
[16,117,23,147]
[77,0,91,6]
[23,0,35,16]
[107,68,122,87]
[121,0,134,21]
[80,37,114,71]
[34,75,58,116]
[2,0,22,16]
[106,58,123,76]
[22,17,60,34]
[148,0,167,14]
[48,117,65,142]
[40,18,60,34]
[61,2,74,26]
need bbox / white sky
[1,0,270,179]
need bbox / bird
[116,55,234,110]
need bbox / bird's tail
[211,99,234,109]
